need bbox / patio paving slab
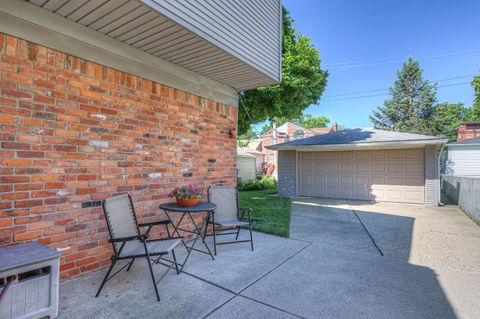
[206,296,299,319]
[289,211,379,256]
[179,231,309,293]
[349,201,480,274]
[241,242,479,319]
[58,259,234,319]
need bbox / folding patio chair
[96,194,182,302]
[205,185,254,255]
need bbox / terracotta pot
[175,197,199,207]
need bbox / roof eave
[268,139,447,151]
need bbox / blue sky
[281,0,480,128]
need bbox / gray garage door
[298,149,425,204]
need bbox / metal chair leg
[145,254,160,302]
[126,258,135,271]
[249,223,254,251]
[171,250,180,275]
[235,227,241,240]
[95,258,116,297]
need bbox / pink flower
[175,187,179,191]
[167,193,173,198]
[185,191,190,195]
[188,184,193,188]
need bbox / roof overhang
[268,139,447,151]
[1,0,281,106]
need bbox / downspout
[437,143,446,206]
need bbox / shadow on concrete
[287,198,458,318]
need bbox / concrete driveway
[58,199,480,319]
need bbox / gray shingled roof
[448,137,480,145]
[268,128,445,149]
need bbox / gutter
[267,139,447,151]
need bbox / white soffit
[23,0,278,91]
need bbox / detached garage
[268,129,446,205]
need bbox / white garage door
[298,149,425,204]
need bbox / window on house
[293,130,305,140]
[268,154,275,162]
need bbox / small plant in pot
[168,184,204,207]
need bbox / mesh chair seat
[96,193,181,302]
[207,185,254,253]
[119,238,182,258]
[214,219,250,227]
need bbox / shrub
[238,176,277,191]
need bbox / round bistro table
[159,202,217,272]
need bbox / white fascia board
[0,0,238,107]
[269,140,447,151]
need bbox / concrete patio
[58,199,480,319]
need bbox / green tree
[237,127,257,141]
[430,102,468,141]
[298,114,330,128]
[238,8,328,134]
[468,74,480,119]
[370,57,437,134]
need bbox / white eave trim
[0,0,239,107]
[446,143,480,147]
[269,139,447,151]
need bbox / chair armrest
[239,207,253,222]
[108,235,144,243]
[138,220,170,227]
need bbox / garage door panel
[341,162,354,172]
[327,175,339,184]
[355,162,369,172]
[341,175,354,185]
[405,163,423,173]
[371,163,386,173]
[299,149,425,204]
[341,188,354,198]
[326,187,340,197]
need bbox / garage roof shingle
[268,128,446,150]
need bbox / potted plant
[168,184,204,207]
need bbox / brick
[0,219,12,228]
[14,231,42,241]
[29,222,54,230]
[0,192,29,200]
[18,151,45,158]
[0,115,16,123]
[2,142,30,150]
[0,176,29,183]
[2,159,32,166]
[15,199,43,208]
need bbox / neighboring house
[445,137,480,176]
[456,121,480,141]
[268,128,447,205]
[237,147,263,181]
[0,0,281,279]
[261,122,337,175]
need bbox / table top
[0,243,60,272]
[159,201,217,213]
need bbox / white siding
[424,145,440,205]
[446,146,480,176]
[141,0,282,82]
[237,155,256,181]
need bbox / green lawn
[238,190,291,237]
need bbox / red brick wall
[0,33,237,279]
[457,122,480,141]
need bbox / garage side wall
[277,150,297,197]
[425,145,440,205]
